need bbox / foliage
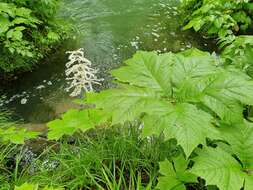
[0,111,39,144]
[156,155,197,190]
[181,0,253,76]
[0,127,39,144]
[0,0,70,73]
[24,126,179,189]
[47,109,107,140]
[83,50,253,157]
[220,35,253,76]
[3,48,253,189]
[0,144,16,190]
[182,0,253,39]
[15,183,63,190]
[191,120,253,190]
[48,49,253,189]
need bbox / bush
[0,0,70,73]
[182,0,253,39]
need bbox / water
[0,0,215,126]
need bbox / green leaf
[156,155,197,190]
[47,109,106,140]
[14,183,63,190]
[170,51,218,87]
[191,147,246,190]
[47,31,60,41]
[0,15,10,34]
[112,51,173,94]
[0,127,39,144]
[143,103,217,157]
[15,183,38,190]
[176,69,253,123]
[87,85,167,124]
[85,49,253,158]
[6,29,23,40]
[219,121,253,169]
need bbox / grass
[0,114,210,190]
[18,123,180,189]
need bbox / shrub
[0,0,70,73]
[182,0,253,39]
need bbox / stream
[0,0,215,128]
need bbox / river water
[0,0,214,126]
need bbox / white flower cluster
[65,48,103,97]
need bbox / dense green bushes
[182,0,253,78]
[0,0,70,73]
[182,0,253,39]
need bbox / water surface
[0,0,215,125]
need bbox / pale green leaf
[87,85,168,124]
[191,147,245,190]
[14,183,63,190]
[0,15,10,34]
[0,127,39,144]
[219,121,253,169]
[144,103,217,157]
[156,156,197,190]
[47,109,106,140]
[15,183,38,190]
[112,51,173,94]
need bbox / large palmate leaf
[87,85,170,124]
[176,69,253,123]
[47,109,107,140]
[143,103,217,157]
[170,50,218,87]
[219,121,253,169]
[156,155,197,190]
[111,51,173,94]
[0,127,39,144]
[85,49,253,158]
[191,147,252,190]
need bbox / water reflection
[0,0,215,124]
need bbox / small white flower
[36,85,45,90]
[47,81,52,85]
[21,98,27,105]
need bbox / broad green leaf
[85,50,253,158]
[176,70,253,123]
[178,48,211,57]
[14,183,63,190]
[170,50,218,86]
[0,127,39,144]
[87,85,168,124]
[47,31,60,40]
[168,103,215,157]
[203,72,253,105]
[245,176,253,190]
[201,95,243,124]
[0,15,10,34]
[112,51,173,94]
[15,7,32,18]
[6,29,23,40]
[0,3,15,17]
[156,155,197,190]
[191,147,246,190]
[47,109,106,140]
[144,103,217,157]
[219,121,253,169]
[15,183,38,190]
